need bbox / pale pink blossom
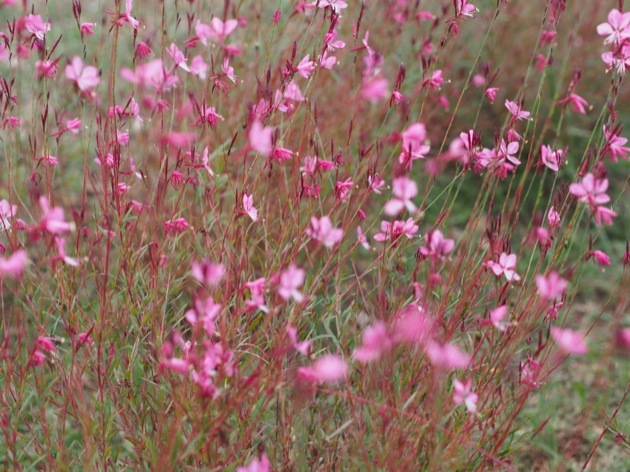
[489,305,508,332]
[426,342,471,370]
[237,453,270,472]
[505,99,530,121]
[486,252,521,282]
[0,200,17,231]
[603,125,630,161]
[353,322,394,363]
[536,272,567,300]
[191,260,225,286]
[0,250,28,278]
[296,54,315,79]
[243,194,258,222]
[596,9,630,45]
[24,14,50,40]
[373,218,419,242]
[551,327,588,355]
[249,121,273,157]
[418,230,455,260]
[540,145,564,172]
[547,206,561,230]
[453,379,478,413]
[298,354,348,383]
[287,325,311,356]
[65,56,100,91]
[278,264,305,303]
[39,197,75,234]
[569,173,610,208]
[307,216,343,248]
[244,278,269,313]
[384,176,418,216]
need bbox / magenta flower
[423,70,446,90]
[426,342,471,370]
[55,237,79,267]
[569,173,610,208]
[306,216,343,248]
[505,99,530,121]
[185,296,222,336]
[237,453,270,472]
[353,322,394,363]
[65,56,100,92]
[209,17,238,42]
[594,206,618,226]
[191,260,225,286]
[297,354,348,384]
[535,272,567,300]
[120,59,179,92]
[497,139,521,166]
[368,173,386,194]
[551,327,588,355]
[485,252,521,282]
[0,250,28,278]
[456,0,477,18]
[393,304,433,344]
[453,379,478,413]
[278,264,305,303]
[484,87,499,103]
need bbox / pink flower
[120,59,178,92]
[373,218,419,242]
[557,93,590,114]
[164,218,190,234]
[249,121,273,157]
[237,453,270,472]
[423,69,445,90]
[569,173,610,208]
[547,206,561,230]
[456,0,477,18]
[594,206,617,226]
[484,87,499,103]
[210,17,238,42]
[540,145,564,172]
[603,125,630,161]
[399,123,431,169]
[24,14,51,40]
[353,322,394,363]
[384,176,418,216]
[597,9,630,45]
[65,56,100,91]
[426,342,471,370]
[287,325,311,356]
[185,297,222,336]
[80,22,95,36]
[55,237,79,267]
[589,249,611,267]
[0,199,17,231]
[361,76,389,102]
[167,43,190,72]
[505,99,530,121]
[453,379,478,413]
[485,252,521,282]
[335,178,353,202]
[278,264,305,303]
[244,278,269,313]
[535,272,567,300]
[298,354,348,384]
[191,260,225,286]
[39,197,75,234]
[116,0,140,29]
[393,304,433,344]
[243,194,258,222]
[418,229,455,260]
[497,139,521,166]
[489,305,508,332]
[368,173,386,194]
[296,54,315,79]
[306,216,343,248]
[551,327,588,355]
[0,250,28,278]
